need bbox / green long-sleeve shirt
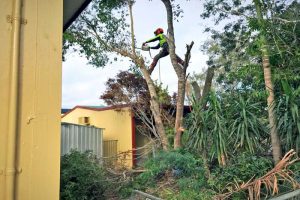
[145,33,167,49]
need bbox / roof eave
[63,0,92,32]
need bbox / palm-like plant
[186,95,209,152]
[276,81,300,154]
[187,92,228,166]
[228,95,268,154]
[207,92,228,166]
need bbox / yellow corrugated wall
[0,0,62,199]
[0,0,13,198]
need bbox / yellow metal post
[5,0,22,198]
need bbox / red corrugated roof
[61,104,131,118]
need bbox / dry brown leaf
[214,149,300,200]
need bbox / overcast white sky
[62,0,212,108]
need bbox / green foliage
[276,81,300,154]
[201,0,300,94]
[209,153,273,194]
[186,92,228,165]
[267,2,300,71]
[120,151,275,200]
[185,95,208,152]
[141,150,203,180]
[60,151,108,200]
[199,0,300,165]
[186,91,270,165]
[120,150,213,199]
[125,150,205,193]
[177,177,205,191]
[207,92,228,164]
[154,81,172,105]
[64,0,131,67]
[228,95,268,153]
[289,161,300,183]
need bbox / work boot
[148,65,155,75]
[148,61,157,74]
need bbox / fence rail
[269,190,300,200]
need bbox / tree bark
[128,0,136,56]
[190,67,214,103]
[174,75,186,148]
[161,0,194,149]
[139,62,169,150]
[190,81,201,100]
[201,67,214,104]
[253,0,282,163]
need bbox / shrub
[126,150,207,199]
[208,153,273,198]
[141,150,203,180]
[60,151,108,200]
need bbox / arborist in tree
[142,28,184,74]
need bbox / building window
[78,116,90,125]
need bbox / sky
[62,0,212,108]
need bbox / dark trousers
[150,43,183,68]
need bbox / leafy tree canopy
[63,0,132,67]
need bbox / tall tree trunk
[201,67,215,171]
[190,81,201,100]
[139,63,169,150]
[128,0,136,56]
[161,0,193,149]
[127,1,168,150]
[174,75,186,148]
[201,67,215,104]
[253,0,282,163]
[190,67,214,103]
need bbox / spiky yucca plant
[276,81,300,154]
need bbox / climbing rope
[148,49,153,59]
[158,60,161,83]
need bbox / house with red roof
[61,105,150,168]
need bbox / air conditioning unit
[78,116,90,125]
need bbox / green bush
[60,151,108,200]
[209,153,273,197]
[141,150,203,180]
[124,150,208,199]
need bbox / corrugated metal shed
[61,122,103,158]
